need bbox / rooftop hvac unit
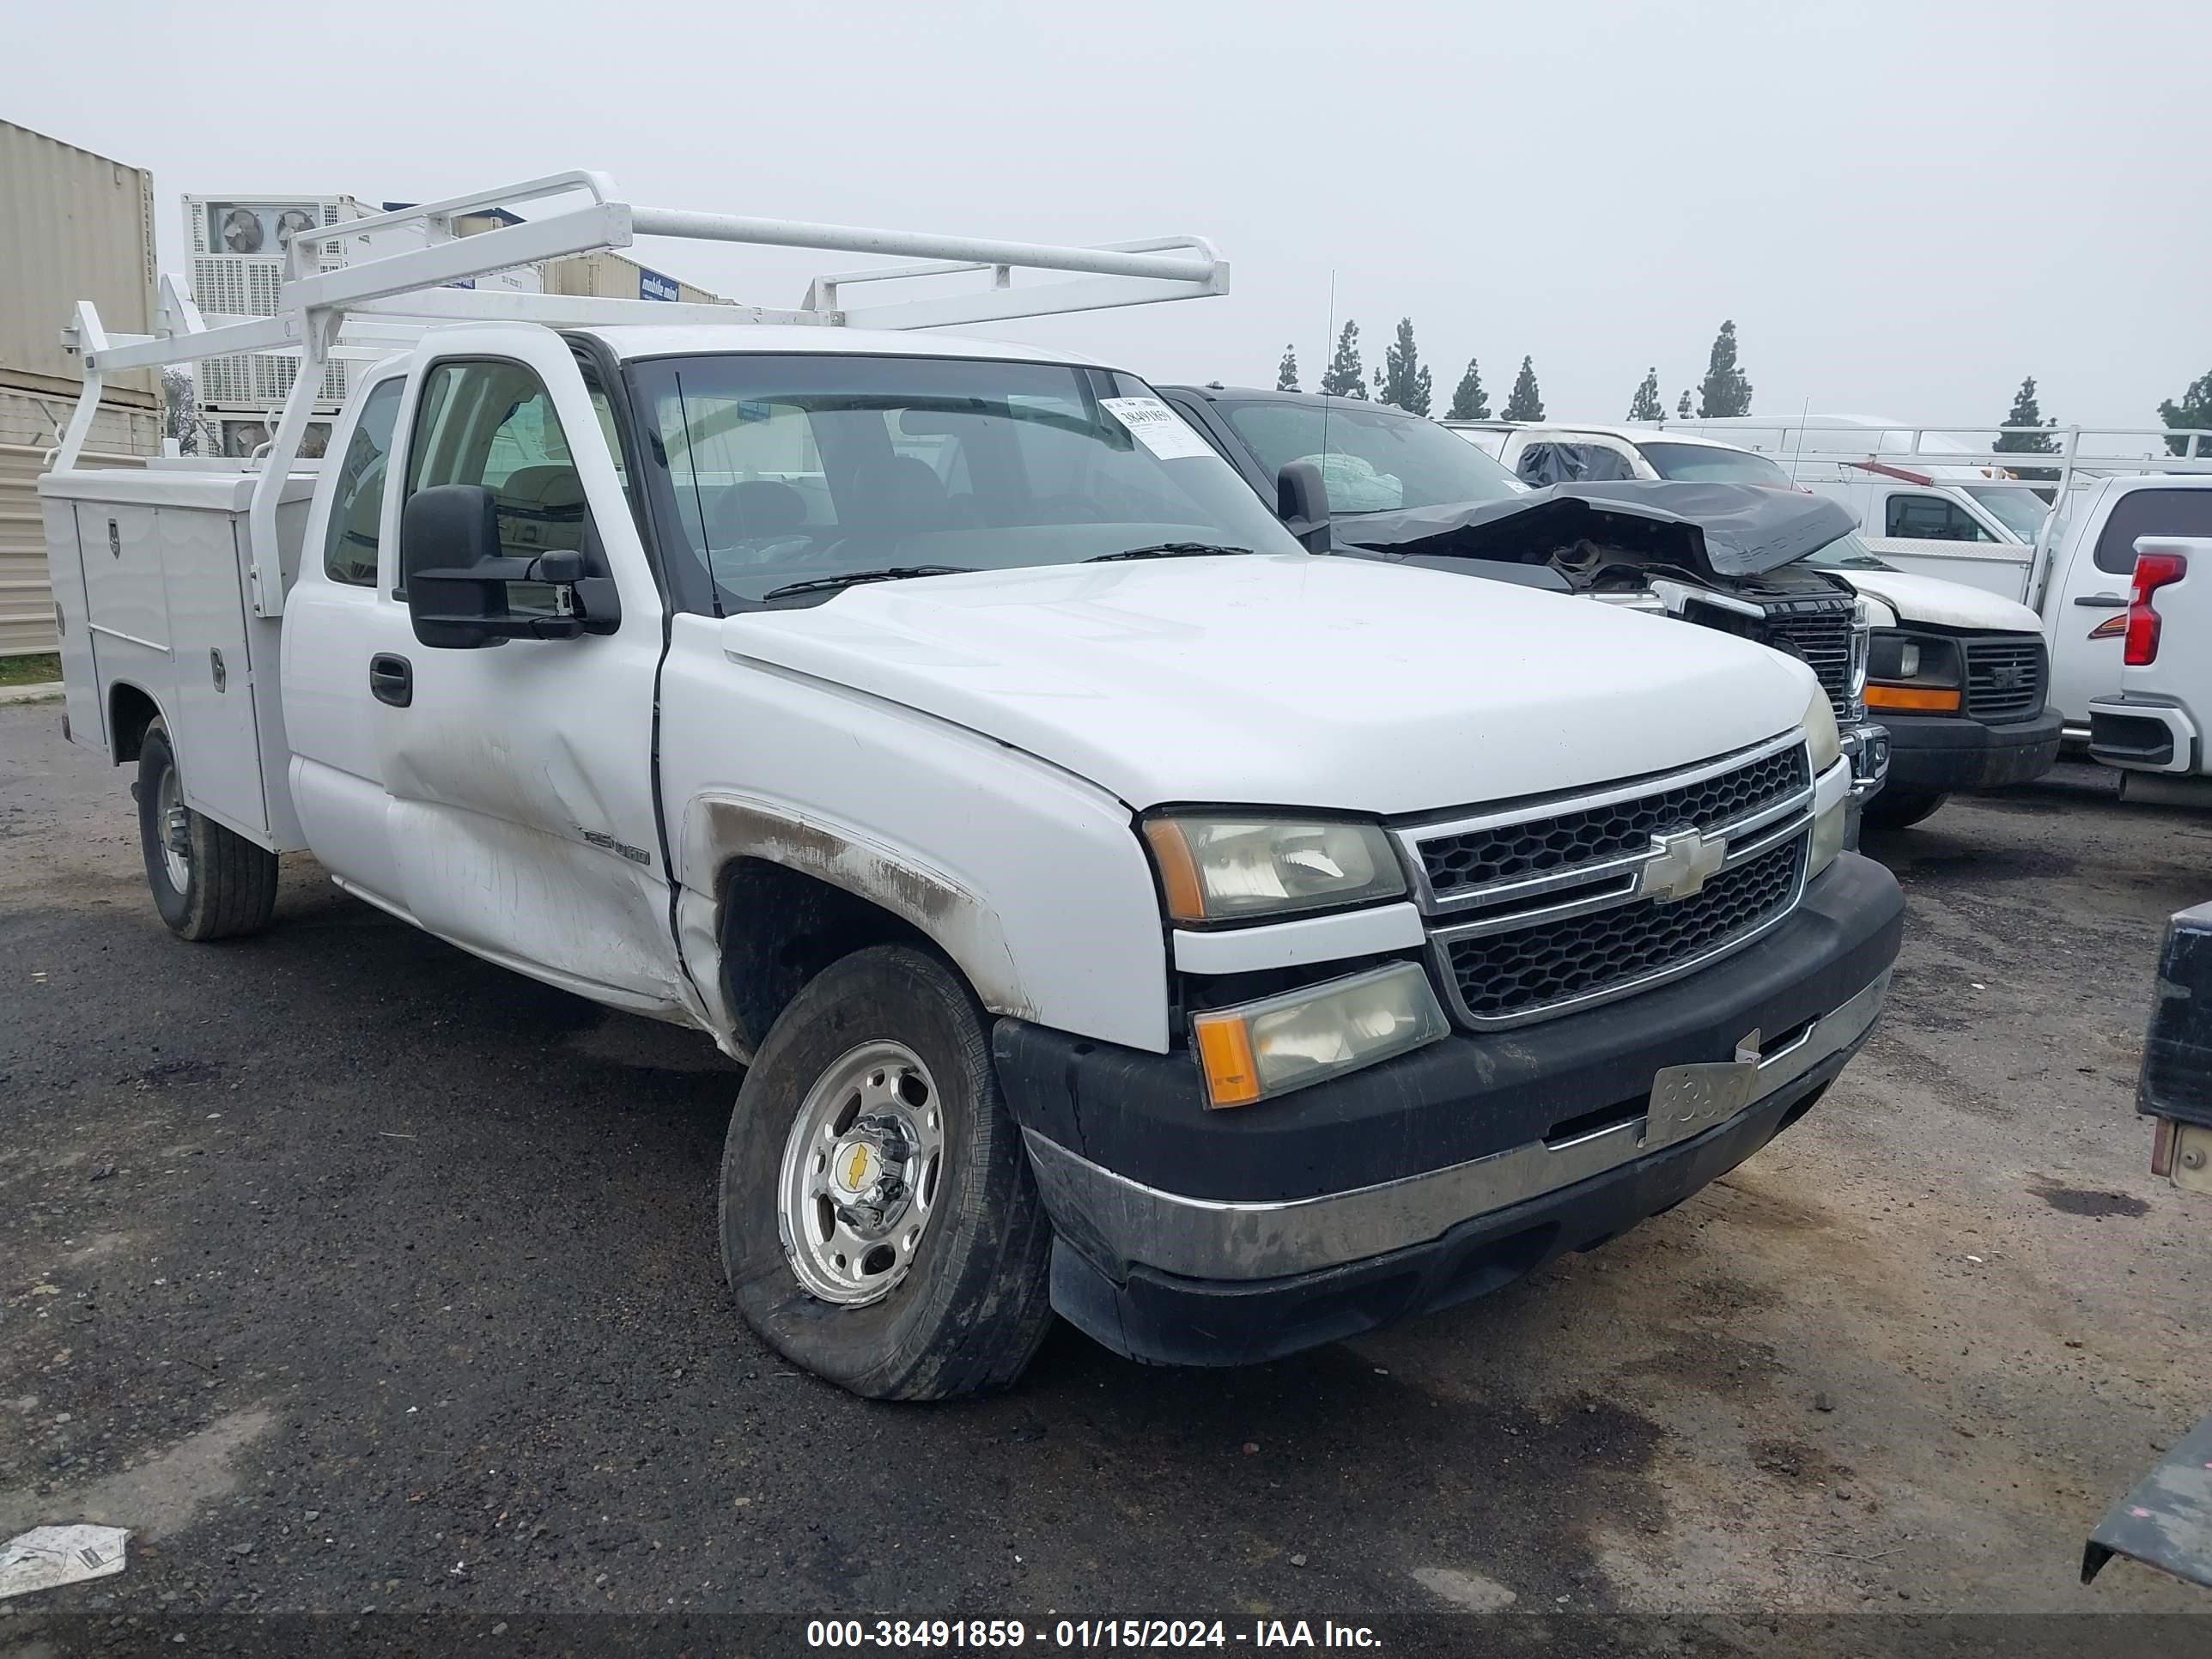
[184,196,367,412]
[185,195,367,264]
[194,350,349,412]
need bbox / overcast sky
[13,1,2208,429]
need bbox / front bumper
[1879,707,2063,793]
[994,853,1904,1365]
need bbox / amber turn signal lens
[1141,819,1209,921]
[1192,1011,1263,1108]
[1865,684,1961,713]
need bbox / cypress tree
[1502,356,1545,422]
[1319,321,1367,399]
[1627,368,1665,422]
[1446,358,1490,421]
[1696,321,1753,418]
[1373,318,1432,414]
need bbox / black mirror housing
[400,484,619,648]
[1275,461,1333,553]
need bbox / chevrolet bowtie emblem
[1640,828,1729,902]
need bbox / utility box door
[155,507,267,840]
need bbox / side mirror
[400,483,619,648]
[1275,461,1333,553]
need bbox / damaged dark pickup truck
[1159,386,1891,830]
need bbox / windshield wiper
[760,565,976,600]
[1085,542,1256,562]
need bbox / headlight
[1803,685,1843,775]
[1864,629,1964,714]
[1142,815,1406,923]
[1191,963,1449,1108]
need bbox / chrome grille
[1399,732,1817,1030]
[1444,837,1806,1024]
[1963,637,2047,723]
[1419,744,1807,899]
[1760,608,1858,723]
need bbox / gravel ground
[3,701,2209,1653]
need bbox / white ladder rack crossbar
[49,168,1230,615]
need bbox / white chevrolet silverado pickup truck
[40,176,1902,1397]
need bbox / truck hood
[719,556,1817,817]
[1832,567,2043,632]
[1334,480,1860,579]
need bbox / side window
[402,361,588,597]
[1886,493,1991,542]
[321,380,403,586]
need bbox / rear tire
[1863,787,1950,830]
[136,719,278,941]
[720,945,1054,1401]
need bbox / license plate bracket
[1645,1033,1764,1153]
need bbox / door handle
[2073,593,2128,608]
[369,653,413,708]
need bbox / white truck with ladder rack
[40,171,1900,1397]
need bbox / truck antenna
[1321,270,1335,470]
[672,371,725,619]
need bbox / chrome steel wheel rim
[157,764,191,891]
[775,1040,945,1307]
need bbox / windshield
[1964,485,2051,543]
[1637,441,1796,488]
[1799,531,1895,571]
[629,355,1303,606]
[1219,399,1525,514]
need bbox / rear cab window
[321,379,404,586]
[2091,486,2212,574]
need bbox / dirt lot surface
[3,699,2209,1654]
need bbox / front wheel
[720,945,1054,1401]
[1863,788,1950,830]
[136,719,278,941]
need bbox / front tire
[136,719,278,941]
[720,945,1054,1401]
[1863,787,1950,830]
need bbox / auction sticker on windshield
[1099,398,1214,461]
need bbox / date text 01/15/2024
[805,1620,1382,1649]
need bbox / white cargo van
[39,173,1901,1398]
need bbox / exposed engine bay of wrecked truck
[1329,480,1867,714]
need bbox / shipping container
[543,250,725,307]
[2,120,159,407]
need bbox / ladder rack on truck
[52,167,1229,617]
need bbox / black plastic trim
[1049,1055,1850,1367]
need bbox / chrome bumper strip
[1022,970,1889,1285]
